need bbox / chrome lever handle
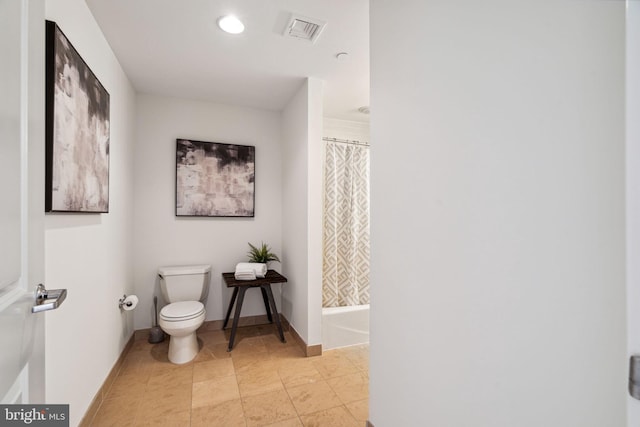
[32,283,67,313]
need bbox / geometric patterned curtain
[322,140,370,307]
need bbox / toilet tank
[158,264,211,303]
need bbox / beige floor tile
[151,356,194,373]
[262,417,303,427]
[333,344,367,356]
[233,352,280,373]
[89,325,369,427]
[122,346,156,362]
[91,395,140,427]
[198,329,228,346]
[193,358,235,382]
[133,410,190,426]
[91,414,136,427]
[129,339,156,353]
[231,353,264,372]
[104,371,149,400]
[320,349,355,362]
[137,383,192,420]
[342,347,369,372]
[262,332,297,352]
[203,342,234,359]
[226,326,259,341]
[285,381,343,415]
[326,372,369,404]
[242,389,298,427]
[299,406,360,427]
[237,365,285,397]
[192,375,240,408]
[277,359,323,388]
[146,364,193,392]
[192,346,216,363]
[117,356,155,377]
[311,354,359,380]
[345,398,369,423]
[122,348,156,366]
[147,342,173,365]
[350,357,368,372]
[268,344,306,361]
[231,335,269,356]
[237,355,282,372]
[191,399,246,427]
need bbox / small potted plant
[247,242,280,265]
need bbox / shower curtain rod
[322,137,370,147]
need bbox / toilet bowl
[159,301,205,364]
[157,264,211,364]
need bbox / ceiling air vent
[283,14,326,43]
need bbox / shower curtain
[322,140,370,307]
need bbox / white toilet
[158,264,211,364]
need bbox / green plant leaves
[247,242,280,263]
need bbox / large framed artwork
[45,20,110,213]
[176,139,255,217]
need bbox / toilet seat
[160,301,205,322]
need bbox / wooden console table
[221,270,288,351]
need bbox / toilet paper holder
[119,294,135,310]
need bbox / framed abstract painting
[45,20,110,213]
[176,139,255,217]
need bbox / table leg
[223,287,239,330]
[228,287,246,351]
[260,287,273,323]
[263,284,286,343]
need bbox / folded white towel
[235,262,267,278]
[234,268,256,281]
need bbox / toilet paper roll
[122,295,138,311]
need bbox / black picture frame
[45,20,110,213]
[176,139,255,217]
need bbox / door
[0,0,47,404]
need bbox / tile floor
[88,322,369,426]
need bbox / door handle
[32,283,67,313]
[631,355,640,400]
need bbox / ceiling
[85,0,370,122]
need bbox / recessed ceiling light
[336,52,349,61]
[218,15,245,34]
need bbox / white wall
[307,79,323,346]
[44,0,136,425]
[133,94,283,329]
[369,1,626,426]
[628,1,640,425]
[323,117,370,143]
[26,0,46,403]
[281,78,324,347]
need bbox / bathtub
[322,304,370,350]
